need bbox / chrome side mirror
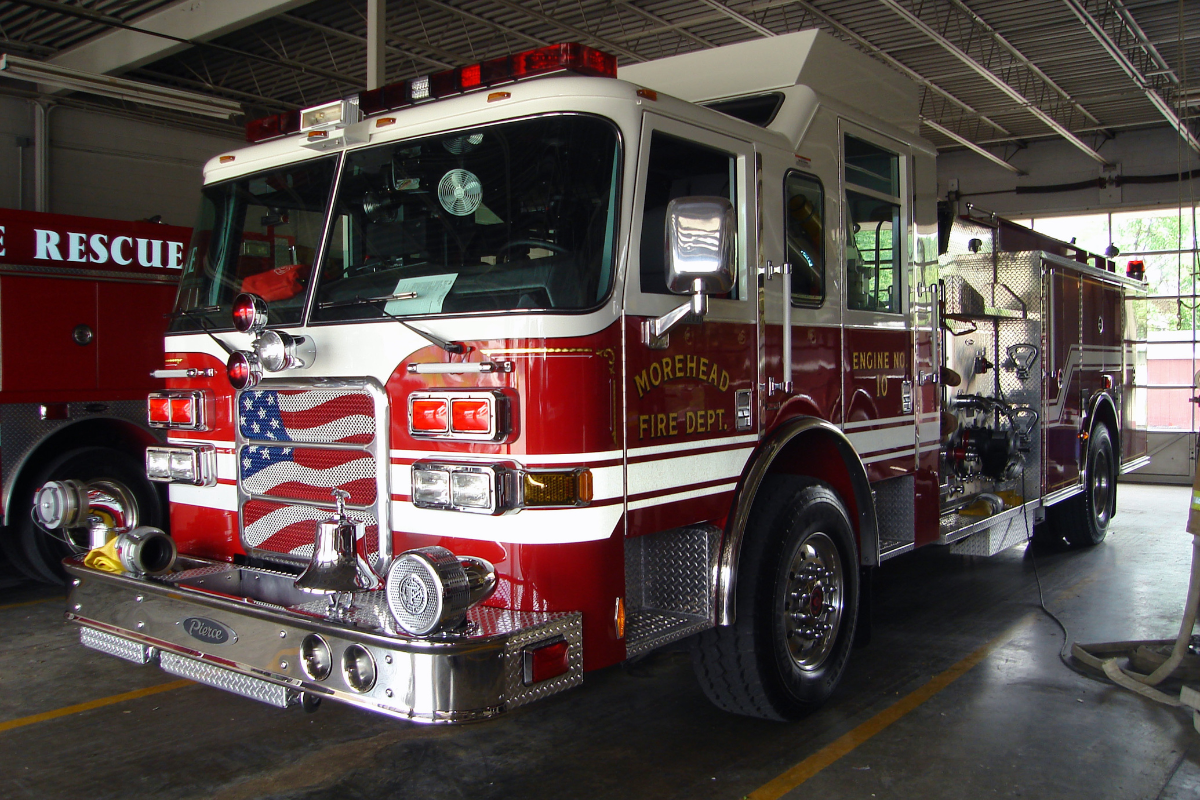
[648,196,735,340]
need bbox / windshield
[170,155,338,332]
[313,114,619,322]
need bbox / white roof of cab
[618,29,918,135]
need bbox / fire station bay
[5,3,1200,798]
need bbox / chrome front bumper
[64,557,582,724]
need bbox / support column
[366,0,385,90]
[33,102,50,213]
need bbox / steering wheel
[497,239,569,256]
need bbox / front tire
[691,477,859,720]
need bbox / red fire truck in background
[0,209,187,582]
[40,32,1148,723]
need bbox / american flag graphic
[238,388,380,560]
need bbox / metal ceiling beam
[693,0,775,38]
[4,0,361,89]
[482,0,645,62]
[881,0,1111,166]
[280,13,453,72]
[792,0,1010,136]
[415,0,549,49]
[920,116,1024,173]
[47,0,310,79]
[1061,0,1200,154]
[611,0,716,50]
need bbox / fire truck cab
[47,31,1147,723]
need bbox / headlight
[146,446,215,486]
[256,329,316,372]
[411,462,506,514]
[412,468,450,506]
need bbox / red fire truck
[40,31,1148,723]
[0,209,187,583]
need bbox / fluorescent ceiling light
[0,53,242,119]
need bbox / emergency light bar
[245,43,617,143]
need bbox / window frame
[624,113,755,323]
[839,124,910,325]
[783,168,827,308]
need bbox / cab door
[623,114,759,538]
[839,124,917,483]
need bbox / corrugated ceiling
[0,0,1196,164]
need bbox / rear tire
[1042,426,1115,549]
[691,477,859,720]
[17,446,164,584]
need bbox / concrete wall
[936,125,1200,219]
[0,98,33,212]
[0,97,241,226]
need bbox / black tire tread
[690,476,857,721]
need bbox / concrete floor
[3,483,1200,799]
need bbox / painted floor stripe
[747,615,1031,800]
[0,680,192,734]
[0,597,60,612]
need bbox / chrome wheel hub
[780,531,844,671]
[1092,448,1112,525]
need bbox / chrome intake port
[300,634,332,681]
[341,644,376,693]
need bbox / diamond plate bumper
[65,556,582,724]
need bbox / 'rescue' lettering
[30,228,183,268]
[634,355,732,398]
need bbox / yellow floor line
[0,680,192,734]
[747,615,1032,800]
[0,597,60,612]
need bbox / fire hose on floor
[1071,470,1200,729]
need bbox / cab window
[640,132,736,296]
[785,171,825,306]
[845,135,902,314]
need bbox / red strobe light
[245,109,301,143]
[147,394,172,426]
[232,293,268,334]
[227,351,263,391]
[451,399,491,434]
[411,398,449,433]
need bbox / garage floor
[3,482,1200,799]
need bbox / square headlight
[412,468,450,506]
[146,448,171,481]
[451,471,493,509]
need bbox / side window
[845,135,902,314]
[640,131,736,296]
[784,171,825,306]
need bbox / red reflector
[411,399,449,432]
[523,639,570,685]
[451,399,491,433]
[148,395,171,425]
[169,396,195,425]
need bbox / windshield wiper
[168,306,235,355]
[316,292,417,309]
[318,295,463,354]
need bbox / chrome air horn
[295,488,380,603]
